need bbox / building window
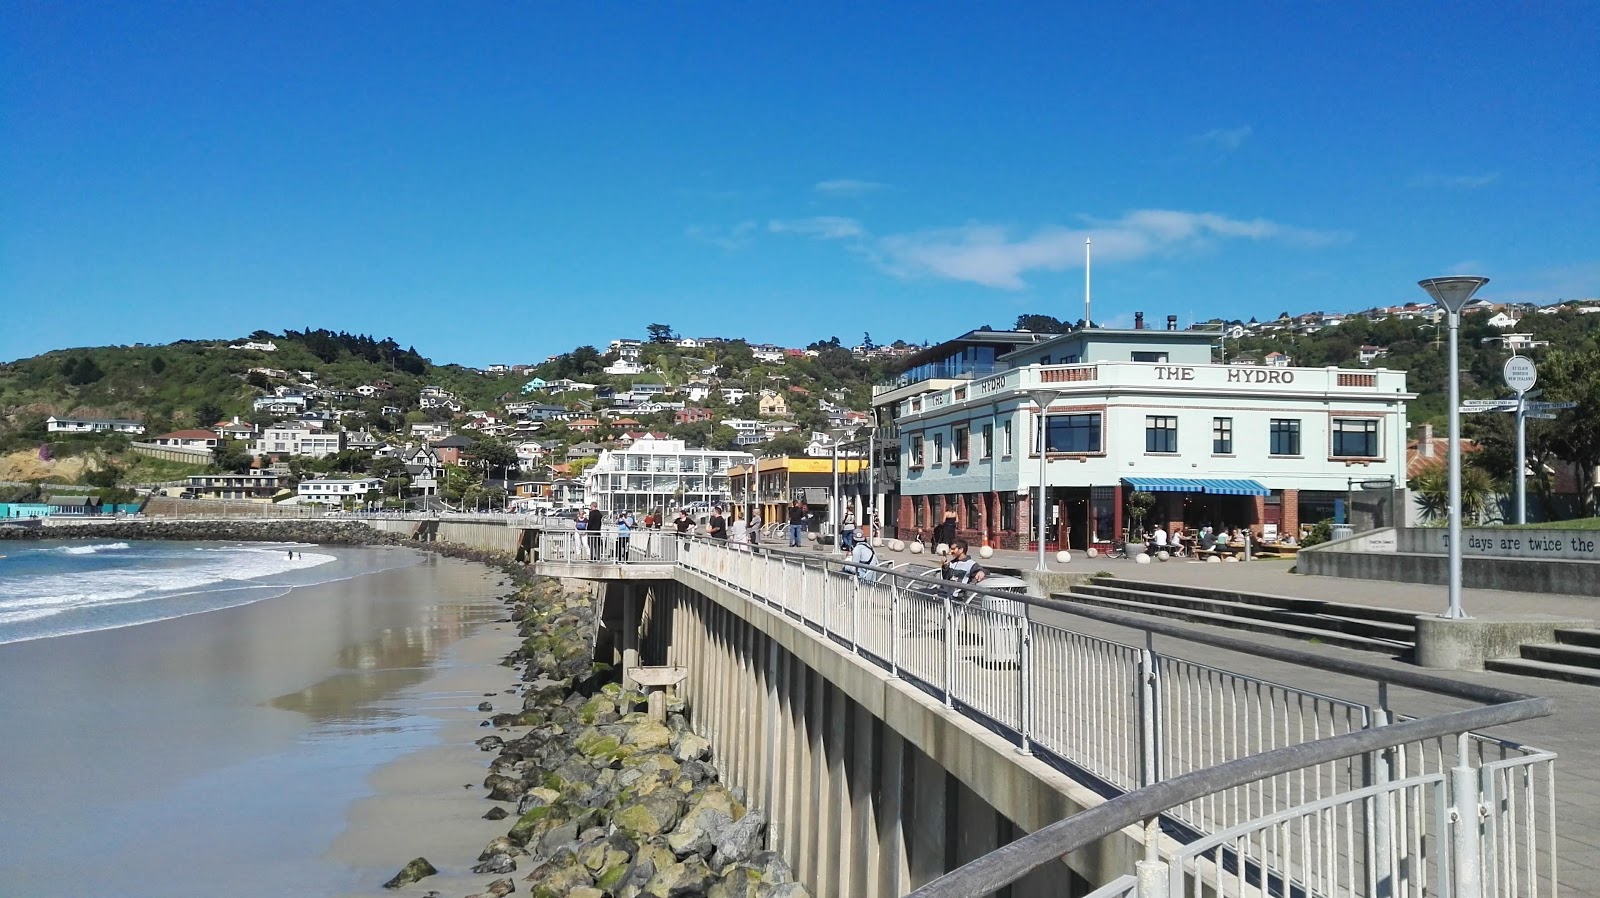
[1045,413,1102,453]
[1145,416,1178,453]
[1003,421,1013,456]
[910,435,924,467]
[980,423,993,459]
[952,425,969,462]
[1332,418,1380,457]
[1131,351,1169,363]
[1270,419,1301,456]
[913,500,926,529]
[1213,417,1233,454]
[1001,492,1017,531]
[933,433,944,464]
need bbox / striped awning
[1123,477,1271,496]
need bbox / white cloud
[814,179,888,196]
[767,216,866,240]
[870,210,1347,290]
[1190,126,1253,152]
[1407,172,1500,189]
[686,220,759,251]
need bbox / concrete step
[1518,642,1600,669]
[1554,628,1600,650]
[1073,583,1416,644]
[1098,578,1421,628]
[1485,656,1600,687]
[1056,591,1410,655]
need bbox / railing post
[1368,684,1396,898]
[1450,734,1484,898]
[942,594,956,709]
[850,574,860,654]
[887,577,901,679]
[1134,634,1170,898]
[1017,607,1033,754]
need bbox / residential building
[45,416,146,435]
[1482,333,1551,351]
[728,455,870,529]
[253,395,308,415]
[1264,352,1291,367]
[583,437,753,515]
[675,407,716,424]
[1486,311,1519,329]
[248,367,291,379]
[212,418,258,440]
[1357,346,1388,365]
[430,434,475,465]
[251,425,344,459]
[185,472,281,502]
[152,429,220,449]
[298,477,385,506]
[520,377,549,394]
[886,320,1412,551]
[720,388,748,404]
[229,340,278,352]
[409,423,451,440]
[569,418,601,432]
[603,359,647,376]
[758,390,790,417]
[402,447,441,496]
[685,386,712,403]
[609,339,643,360]
[566,441,604,461]
[355,384,382,397]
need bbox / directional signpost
[1526,413,1559,420]
[1505,357,1538,524]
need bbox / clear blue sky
[4,2,1597,365]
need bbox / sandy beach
[0,546,531,897]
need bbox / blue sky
[3,2,1597,365]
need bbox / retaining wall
[1299,546,1600,598]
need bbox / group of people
[1142,524,1297,558]
[578,502,675,562]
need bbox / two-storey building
[298,477,385,506]
[583,437,752,515]
[886,320,1412,550]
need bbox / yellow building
[758,390,790,417]
[729,455,869,530]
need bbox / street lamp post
[1418,275,1489,620]
[1027,389,1063,572]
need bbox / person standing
[840,506,857,552]
[729,511,749,548]
[749,509,762,546]
[615,514,631,562]
[933,510,957,552]
[787,500,807,547]
[674,509,692,535]
[848,528,879,583]
[708,505,728,541]
[585,502,603,560]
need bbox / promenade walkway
[916,543,1600,883]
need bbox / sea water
[0,543,508,896]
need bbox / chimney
[1419,423,1434,457]
[1134,312,1144,330]
[1167,314,1178,331]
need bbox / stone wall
[0,519,402,545]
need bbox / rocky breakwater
[0,519,403,545]
[456,574,809,898]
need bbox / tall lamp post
[1027,389,1063,572]
[1418,275,1489,620]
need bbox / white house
[677,337,705,349]
[582,438,752,514]
[603,359,647,376]
[45,416,145,435]
[229,340,278,352]
[686,386,712,403]
[151,429,220,449]
[253,394,308,414]
[720,388,748,404]
[1486,311,1519,329]
[251,425,344,459]
[355,384,381,397]
[609,339,644,360]
[1357,345,1388,365]
[298,477,385,506]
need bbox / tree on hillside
[762,432,808,457]
[195,402,224,428]
[211,440,253,474]
[1539,347,1600,515]
[149,355,167,375]
[466,437,519,482]
[647,323,676,343]
[1015,314,1071,333]
[63,356,105,385]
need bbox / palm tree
[1409,460,1494,525]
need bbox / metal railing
[671,536,1557,898]
[534,527,678,565]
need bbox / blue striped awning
[1123,477,1271,496]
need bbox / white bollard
[935,543,950,556]
[1086,547,1099,558]
[978,545,994,559]
[1157,551,1170,561]
[889,539,906,552]
[1207,555,1221,563]
[1055,550,1071,564]
[1135,553,1151,564]
[1223,555,1238,563]
[908,542,924,555]
[871,537,884,547]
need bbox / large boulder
[382,857,437,889]
[622,720,673,752]
[710,809,767,868]
[614,790,685,839]
[641,854,714,898]
[473,853,517,875]
[672,731,712,763]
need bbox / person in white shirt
[848,529,878,582]
[729,512,749,547]
[1152,527,1169,550]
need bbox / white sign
[1504,356,1537,393]
[1526,412,1559,420]
[1461,399,1517,408]
[1526,401,1577,411]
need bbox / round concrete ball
[806,532,816,541]
[1086,547,1099,559]
[871,537,885,548]
[1223,555,1239,562]
[1206,555,1221,563]
[908,542,924,555]
[1157,551,1170,561]
[935,543,949,556]
[978,545,994,559]
[1135,552,1151,564]
[1055,550,1071,564]
[889,539,906,552]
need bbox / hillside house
[152,429,220,449]
[676,407,716,424]
[45,416,146,435]
[251,425,343,459]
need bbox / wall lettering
[1226,368,1296,385]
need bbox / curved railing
[671,536,1558,898]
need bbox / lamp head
[1418,276,1489,314]
[1026,389,1063,410]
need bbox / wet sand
[0,547,526,897]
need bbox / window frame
[1003,420,1013,457]
[933,432,944,465]
[980,423,993,460]
[1044,412,1103,454]
[909,434,925,468]
[1145,415,1179,454]
[1131,351,1170,363]
[1212,416,1234,455]
[1270,418,1302,457]
[1331,417,1381,459]
[951,425,970,464]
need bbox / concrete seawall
[1300,546,1600,597]
[0,519,404,545]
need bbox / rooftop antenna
[1083,238,1092,329]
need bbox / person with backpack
[847,527,879,583]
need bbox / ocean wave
[55,542,132,555]
[0,546,336,626]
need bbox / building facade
[298,477,385,506]
[887,325,1411,550]
[45,416,146,435]
[185,473,281,502]
[251,426,344,459]
[583,438,753,515]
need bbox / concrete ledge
[1415,614,1592,671]
[1300,547,1600,598]
[534,562,676,581]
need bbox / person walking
[708,505,728,541]
[787,500,807,547]
[840,506,857,553]
[585,502,603,560]
[729,511,749,548]
[749,509,762,546]
[847,528,879,584]
[933,510,957,553]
